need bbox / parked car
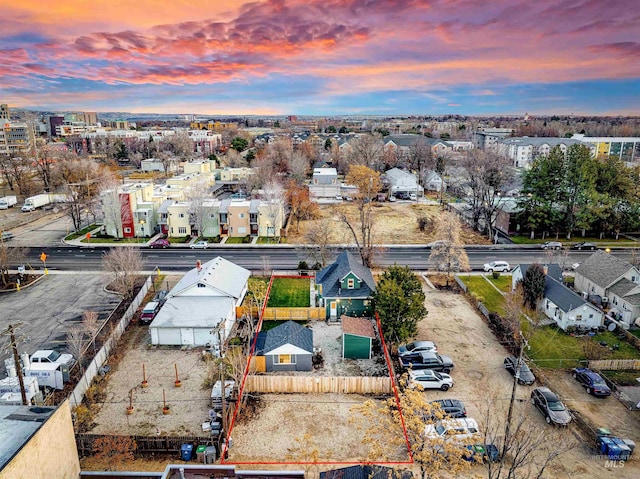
[400,351,454,373]
[398,340,438,357]
[389,196,397,202]
[541,241,563,250]
[407,369,453,391]
[335,195,343,201]
[1,231,14,242]
[431,399,467,418]
[504,356,536,385]
[190,240,208,249]
[530,387,572,426]
[572,367,612,396]
[464,444,500,463]
[571,242,598,250]
[425,418,480,440]
[409,193,417,201]
[345,196,353,201]
[153,290,169,304]
[148,238,170,248]
[483,261,511,273]
[140,301,161,324]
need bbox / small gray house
[254,321,313,372]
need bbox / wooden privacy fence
[589,359,640,370]
[262,307,325,321]
[75,433,211,456]
[244,375,392,394]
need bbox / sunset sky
[1,0,638,115]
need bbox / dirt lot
[228,393,406,463]
[89,325,212,436]
[418,283,640,479]
[286,202,490,245]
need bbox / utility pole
[502,331,528,459]
[2,323,28,405]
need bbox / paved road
[14,245,629,273]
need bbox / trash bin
[205,446,217,464]
[196,445,207,463]
[181,443,194,461]
[623,439,636,454]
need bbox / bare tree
[460,149,512,237]
[262,181,285,242]
[99,174,123,239]
[346,133,384,171]
[167,130,193,159]
[224,149,248,168]
[82,311,100,354]
[188,178,212,238]
[0,156,36,196]
[32,139,55,192]
[66,325,87,374]
[102,247,143,300]
[286,181,318,233]
[428,212,470,285]
[0,240,28,287]
[301,218,335,268]
[288,151,309,184]
[339,165,382,267]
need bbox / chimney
[196,260,202,272]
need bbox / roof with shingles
[255,320,313,355]
[316,251,376,298]
[575,250,635,288]
[608,278,640,305]
[341,316,375,338]
[320,465,412,479]
[516,263,563,283]
[545,275,589,312]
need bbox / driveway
[0,274,121,373]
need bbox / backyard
[266,277,311,307]
[459,274,640,368]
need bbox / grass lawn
[170,236,192,244]
[526,326,640,369]
[267,277,311,307]
[257,236,281,244]
[259,320,307,332]
[226,236,252,244]
[81,236,143,244]
[630,329,640,339]
[459,275,505,314]
[486,275,512,292]
[64,224,98,240]
[510,235,638,246]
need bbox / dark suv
[431,399,466,418]
[399,351,454,373]
[572,367,611,396]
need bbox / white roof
[149,296,234,329]
[169,257,250,299]
[313,168,337,176]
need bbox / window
[589,314,593,319]
[576,315,582,322]
[178,227,187,234]
[239,213,245,218]
[197,283,206,288]
[179,213,184,218]
[124,227,131,233]
[347,278,355,289]
[274,354,295,364]
[209,213,216,218]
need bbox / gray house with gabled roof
[254,321,313,372]
[574,250,640,327]
[513,263,603,330]
[315,251,376,320]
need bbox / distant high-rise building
[0,120,35,156]
[48,115,65,137]
[0,104,9,121]
[81,112,98,125]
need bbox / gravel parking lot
[418,283,640,479]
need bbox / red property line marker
[222,278,413,466]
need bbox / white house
[149,257,250,348]
[423,170,445,192]
[574,250,640,328]
[309,167,340,200]
[512,263,603,331]
[385,168,423,197]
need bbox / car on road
[571,242,598,250]
[504,356,536,385]
[407,369,453,391]
[409,193,417,201]
[345,196,353,201]
[483,260,511,273]
[140,301,161,324]
[335,195,343,201]
[572,367,611,396]
[190,240,208,249]
[425,418,480,440]
[400,351,454,373]
[541,241,563,250]
[530,387,572,426]
[431,399,467,418]
[148,238,170,248]
[398,340,438,357]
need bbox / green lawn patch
[257,236,281,244]
[487,275,511,292]
[225,236,252,244]
[169,236,192,244]
[81,236,143,244]
[259,320,307,332]
[267,277,310,307]
[630,329,640,339]
[460,275,505,314]
[64,224,98,240]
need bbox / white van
[483,261,510,273]
[1,231,14,242]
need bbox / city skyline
[1,0,639,116]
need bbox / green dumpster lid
[196,445,208,452]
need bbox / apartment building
[472,128,513,151]
[497,137,591,168]
[100,182,158,238]
[0,120,34,156]
[572,134,640,164]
